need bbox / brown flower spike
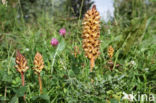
[33,52,44,94]
[82,5,100,72]
[108,46,114,60]
[33,52,44,74]
[15,51,29,73]
[15,50,28,101]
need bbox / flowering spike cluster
[108,46,114,59]
[15,51,29,73]
[82,5,100,60]
[82,5,100,72]
[33,52,44,74]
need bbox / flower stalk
[21,72,25,86]
[38,73,42,94]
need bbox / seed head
[33,52,44,74]
[15,51,29,73]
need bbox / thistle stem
[38,73,42,94]
[20,72,26,101]
[90,57,95,72]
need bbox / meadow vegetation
[0,0,156,102]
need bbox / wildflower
[129,60,136,66]
[33,52,44,94]
[25,48,29,52]
[82,5,100,72]
[51,38,59,46]
[33,52,44,74]
[59,28,66,36]
[15,50,28,101]
[2,0,7,6]
[15,51,29,73]
[108,45,114,60]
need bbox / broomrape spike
[33,52,44,94]
[82,5,100,72]
[15,50,29,101]
[108,46,114,60]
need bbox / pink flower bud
[59,28,66,36]
[51,38,59,46]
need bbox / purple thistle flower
[59,28,66,36]
[51,38,59,46]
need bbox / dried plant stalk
[82,5,100,72]
[15,50,29,101]
[108,46,114,60]
[74,46,80,58]
[33,52,44,94]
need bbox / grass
[0,4,156,103]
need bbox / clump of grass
[15,50,29,100]
[33,52,44,94]
[82,5,100,72]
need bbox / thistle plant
[82,5,100,72]
[15,50,29,100]
[33,52,44,94]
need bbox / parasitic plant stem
[90,58,95,72]
[21,72,25,86]
[38,73,42,94]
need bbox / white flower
[129,60,136,66]
[25,48,29,51]
[2,0,7,6]
[144,68,149,72]
[122,92,134,101]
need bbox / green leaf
[10,95,18,103]
[39,94,50,101]
[16,86,27,97]
[110,98,119,103]
[2,73,12,83]
[57,39,66,53]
